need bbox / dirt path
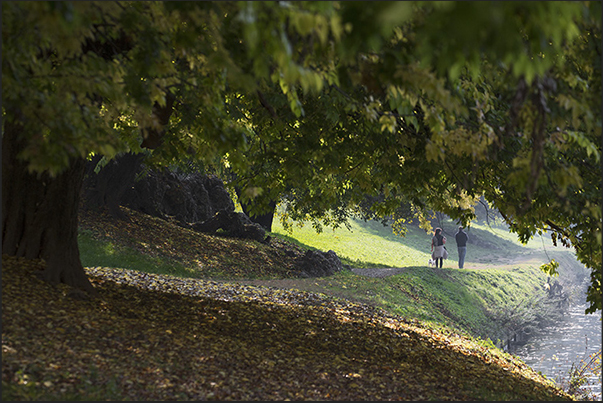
[226,253,542,292]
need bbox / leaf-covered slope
[78,205,308,280]
[2,255,573,401]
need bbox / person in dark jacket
[455,226,469,268]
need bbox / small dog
[428,258,436,267]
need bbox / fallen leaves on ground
[2,255,573,401]
[78,206,307,279]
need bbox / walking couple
[431,226,468,269]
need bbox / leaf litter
[78,206,306,280]
[2,256,574,401]
[2,207,575,400]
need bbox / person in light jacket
[431,228,446,268]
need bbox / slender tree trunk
[245,200,276,232]
[235,189,277,232]
[2,114,95,294]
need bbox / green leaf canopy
[2,1,600,312]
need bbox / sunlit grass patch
[272,218,431,268]
[272,215,552,270]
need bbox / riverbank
[269,215,591,348]
[510,302,602,401]
[234,262,571,351]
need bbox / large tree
[2,1,601,313]
[2,1,344,292]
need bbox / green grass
[268,215,587,342]
[272,214,579,270]
[78,212,588,346]
[78,230,197,279]
[266,264,552,344]
[272,217,433,268]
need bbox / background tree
[226,1,602,313]
[2,1,600,313]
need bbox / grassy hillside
[272,213,580,273]
[76,206,587,342]
[2,205,588,400]
[266,214,588,339]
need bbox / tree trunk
[81,93,175,219]
[2,116,95,294]
[245,201,277,232]
[82,152,144,221]
[236,193,277,232]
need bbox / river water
[510,303,602,400]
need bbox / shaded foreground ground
[2,254,573,401]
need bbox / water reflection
[510,304,602,400]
